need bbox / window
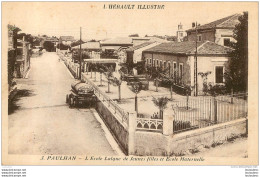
[224,38,231,46]
[197,35,202,42]
[149,59,152,64]
[160,60,162,68]
[173,62,177,80]
[179,63,183,81]
[163,61,167,69]
[179,32,183,37]
[168,62,171,75]
[156,60,159,66]
[215,66,224,83]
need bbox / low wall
[96,99,129,155]
[134,118,247,156]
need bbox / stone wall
[134,118,247,156]
[96,99,129,155]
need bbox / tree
[225,12,248,92]
[152,97,169,119]
[129,82,142,114]
[129,34,139,37]
[104,65,114,93]
[114,77,122,101]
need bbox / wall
[190,56,229,95]
[96,98,129,155]
[134,118,246,156]
[187,30,215,42]
[215,29,236,46]
[143,53,191,86]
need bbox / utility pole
[194,22,198,96]
[79,27,82,80]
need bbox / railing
[83,75,129,127]
[136,118,163,132]
[172,92,248,134]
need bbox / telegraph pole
[194,22,198,96]
[79,27,82,80]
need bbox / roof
[72,42,100,49]
[100,37,133,45]
[59,36,75,41]
[187,14,241,32]
[143,41,232,56]
[127,41,157,51]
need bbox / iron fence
[83,75,129,127]
[172,93,248,133]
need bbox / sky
[3,2,252,40]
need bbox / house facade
[126,41,161,65]
[14,38,31,78]
[72,42,101,59]
[142,41,232,95]
[59,36,76,46]
[186,14,241,47]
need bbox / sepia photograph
[2,2,258,166]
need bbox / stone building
[186,14,241,46]
[142,41,232,95]
[14,38,31,78]
[176,23,186,42]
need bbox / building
[14,38,31,78]
[142,41,232,95]
[59,36,76,46]
[72,42,101,59]
[176,23,187,42]
[186,14,241,46]
[126,41,161,64]
[100,37,133,52]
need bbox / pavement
[8,52,121,156]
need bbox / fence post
[163,112,174,135]
[214,96,218,124]
[128,112,137,155]
[231,88,234,104]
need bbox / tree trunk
[160,109,163,119]
[135,94,138,114]
[170,85,173,100]
[118,85,121,101]
[108,79,110,93]
[186,93,189,110]
[156,79,158,92]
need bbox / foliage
[225,12,248,92]
[128,34,139,37]
[129,82,142,94]
[72,51,90,62]
[198,71,212,95]
[57,43,70,50]
[71,40,85,47]
[173,120,191,132]
[207,83,227,96]
[100,50,118,59]
[152,97,169,110]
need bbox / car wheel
[73,98,77,107]
[66,95,69,103]
[69,98,74,108]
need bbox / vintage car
[66,81,96,108]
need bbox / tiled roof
[143,41,232,55]
[187,14,241,32]
[60,36,75,41]
[100,37,133,45]
[72,42,100,49]
[127,41,156,51]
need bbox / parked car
[66,81,96,108]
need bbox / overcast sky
[3,2,251,40]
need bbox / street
[8,52,120,156]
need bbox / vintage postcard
[2,2,258,165]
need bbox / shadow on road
[8,89,35,115]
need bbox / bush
[173,120,192,132]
